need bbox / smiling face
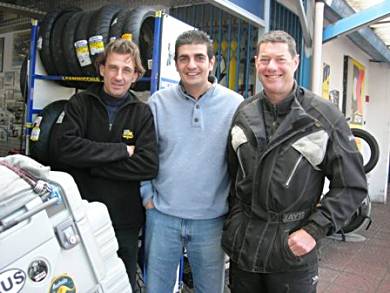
[175,43,215,97]
[255,42,299,104]
[99,52,139,98]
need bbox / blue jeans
[144,208,225,293]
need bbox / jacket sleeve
[308,115,368,235]
[55,95,129,168]
[89,106,158,181]
[226,112,244,216]
[140,180,155,206]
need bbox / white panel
[322,35,389,203]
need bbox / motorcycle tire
[109,9,131,41]
[29,100,68,166]
[121,6,156,91]
[51,10,81,87]
[351,128,380,174]
[74,11,96,76]
[88,4,123,67]
[20,55,28,102]
[39,8,79,76]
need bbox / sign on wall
[12,30,29,68]
[322,63,330,100]
[322,63,340,108]
[343,56,365,127]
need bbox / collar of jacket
[261,82,297,116]
[261,87,320,150]
[243,84,318,149]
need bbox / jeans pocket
[146,206,156,212]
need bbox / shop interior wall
[0,31,26,156]
[322,36,390,203]
[365,61,390,203]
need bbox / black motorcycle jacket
[222,86,367,273]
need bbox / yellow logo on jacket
[122,129,134,140]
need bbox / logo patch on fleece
[122,129,134,140]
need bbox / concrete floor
[318,195,390,293]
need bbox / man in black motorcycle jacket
[222,31,368,293]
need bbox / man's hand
[144,199,155,209]
[287,229,316,256]
[127,145,135,157]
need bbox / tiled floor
[318,195,390,293]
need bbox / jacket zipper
[259,123,314,165]
[253,123,315,208]
[108,103,130,132]
[285,154,303,187]
[93,91,136,133]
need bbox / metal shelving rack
[24,12,164,154]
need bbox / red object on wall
[365,95,370,103]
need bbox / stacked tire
[36,4,156,90]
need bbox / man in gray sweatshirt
[141,30,243,293]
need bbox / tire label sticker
[88,35,104,56]
[74,40,92,67]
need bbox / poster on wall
[322,63,330,100]
[12,30,30,68]
[343,56,365,127]
[4,71,14,88]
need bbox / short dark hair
[95,38,145,77]
[174,30,214,61]
[256,30,297,57]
